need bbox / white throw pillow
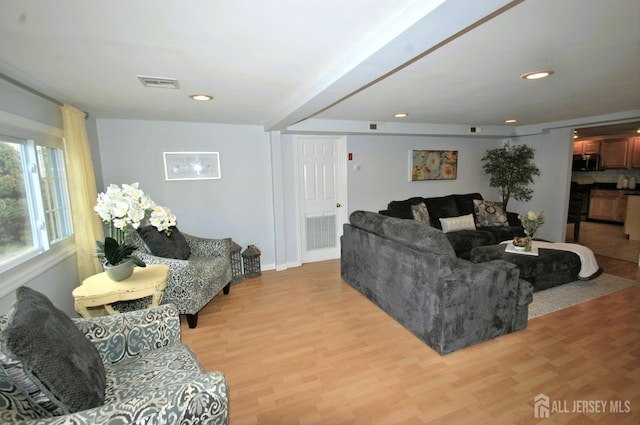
[439,214,476,233]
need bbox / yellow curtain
[61,104,104,281]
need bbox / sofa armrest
[441,259,526,342]
[447,259,521,300]
[183,234,230,258]
[73,304,181,365]
[37,372,228,425]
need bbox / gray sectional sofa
[341,210,533,355]
[379,193,525,259]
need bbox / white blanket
[500,240,601,279]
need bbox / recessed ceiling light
[394,112,409,118]
[190,94,213,101]
[520,70,554,80]
[505,119,518,124]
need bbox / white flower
[518,210,545,236]
[95,183,176,239]
[148,205,177,232]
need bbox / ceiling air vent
[137,76,180,89]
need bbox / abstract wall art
[410,150,458,181]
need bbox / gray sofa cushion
[422,196,459,229]
[138,225,191,260]
[349,210,456,259]
[444,229,496,260]
[0,287,106,415]
[451,193,483,217]
[386,196,426,219]
[480,225,525,242]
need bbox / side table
[73,264,169,318]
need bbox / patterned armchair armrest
[183,234,231,258]
[134,251,189,267]
[38,372,229,425]
[73,304,181,364]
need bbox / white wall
[345,134,504,214]
[343,130,577,243]
[506,128,575,242]
[96,119,277,268]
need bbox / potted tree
[481,142,540,210]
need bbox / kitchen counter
[590,183,640,192]
[625,196,640,242]
[588,188,631,222]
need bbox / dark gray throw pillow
[0,287,106,415]
[137,225,191,260]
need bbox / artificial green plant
[481,142,540,210]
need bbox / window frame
[0,111,76,299]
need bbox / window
[0,134,73,273]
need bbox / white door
[296,135,347,263]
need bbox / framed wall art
[163,152,221,181]
[410,150,458,181]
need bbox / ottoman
[470,244,581,292]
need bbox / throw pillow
[439,214,476,233]
[0,287,106,415]
[137,226,191,260]
[473,199,508,227]
[411,202,430,225]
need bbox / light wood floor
[567,220,640,264]
[182,254,639,424]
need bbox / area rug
[528,273,637,319]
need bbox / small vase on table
[524,235,533,252]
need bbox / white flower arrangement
[518,210,545,237]
[95,183,176,241]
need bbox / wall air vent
[137,76,180,89]
[368,122,384,131]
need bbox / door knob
[336,203,342,208]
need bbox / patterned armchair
[128,229,233,328]
[0,304,228,424]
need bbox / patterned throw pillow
[411,202,430,225]
[439,214,476,233]
[473,199,508,227]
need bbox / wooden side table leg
[104,304,120,315]
[74,299,91,318]
[149,283,165,308]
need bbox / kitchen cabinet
[630,137,640,168]
[600,138,629,169]
[589,189,628,222]
[573,140,600,155]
